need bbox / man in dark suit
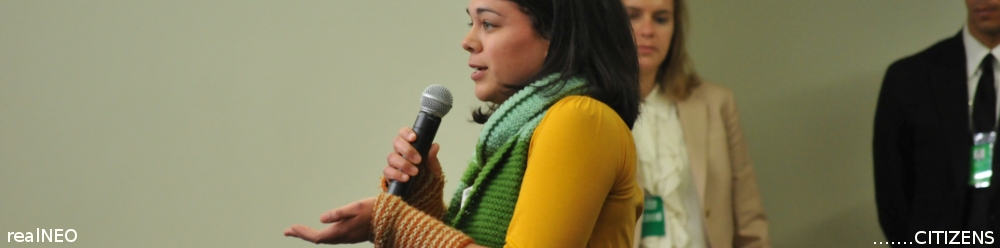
[874,0,1000,247]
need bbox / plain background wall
[0,0,966,247]
[686,1,966,247]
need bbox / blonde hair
[655,0,700,100]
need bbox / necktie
[967,55,998,244]
[973,54,996,132]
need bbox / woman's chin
[473,90,493,103]
[638,60,661,70]
[639,65,661,74]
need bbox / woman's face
[463,0,549,104]
[624,0,674,75]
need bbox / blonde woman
[624,0,771,247]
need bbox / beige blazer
[634,82,770,248]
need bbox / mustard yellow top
[504,95,643,247]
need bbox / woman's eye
[467,21,495,29]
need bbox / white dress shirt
[963,25,1000,120]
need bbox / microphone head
[420,84,453,118]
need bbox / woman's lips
[637,45,657,55]
[470,65,487,81]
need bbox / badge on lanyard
[971,131,995,188]
[641,194,666,238]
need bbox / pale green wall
[685,1,965,247]
[0,1,966,247]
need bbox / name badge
[641,194,666,238]
[971,132,995,188]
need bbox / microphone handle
[387,111,442,196]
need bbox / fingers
[286,224,349,244]
[386,151,419,175]
[320,203,359,224]
[387,127,421,182]
[386,142,443,182]
[285,224,320,243]
[384,163,410,182]
[285,198,377,245]
[394,130,421,164]
[398,127,417,143]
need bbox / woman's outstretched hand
[285,127,449,245]
[284,197,375,245]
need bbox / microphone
[387,84,453,196]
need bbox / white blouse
[634,86,707,248]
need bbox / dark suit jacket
[874,31,1000,247]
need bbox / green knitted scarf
[444,74,588,247]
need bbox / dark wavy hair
[471,0,640,129]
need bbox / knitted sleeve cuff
[379,172,447,220]
[371,193,474,248]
